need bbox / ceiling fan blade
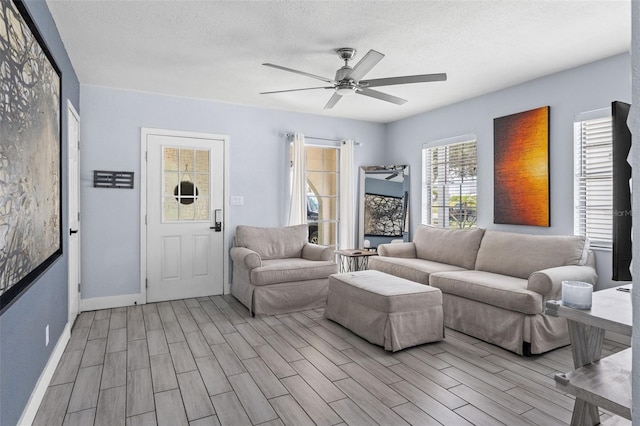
[263,63,335,84]
[357,87,407,105]
[324,92,343,110]
[260,86,332,95]
[347,50,384,81]
[361,73,447,88]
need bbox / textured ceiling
[46,0,631,123]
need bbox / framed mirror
[358,165,409,250]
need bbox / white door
[67,101,81,324]
[145,130,225,302]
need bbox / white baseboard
[80,293,145,312]
[18,322,71,426]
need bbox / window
[290,144,340,247]
[574,109,613,248]
[422,137,477,228]
[162,147,210,222]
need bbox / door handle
[70,228,79,235]
[210,209,222,232]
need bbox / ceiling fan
[260,48,446,110]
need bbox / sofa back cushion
[475,231,588,279]
[235,225,308,260]
[413,225,485,270]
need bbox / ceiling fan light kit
[335,82,358,96]
[261,47,447,109]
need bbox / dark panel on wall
[612,101,632,281]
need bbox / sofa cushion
[368,256,466,286]
[429,270,543,315]
[413,225,485,270]
[475,231,587,279]
[251,258,337,286]
[378,242,416,258]
[235,225,308,260]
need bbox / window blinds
[423,139,477,228]
[574,115,613,248]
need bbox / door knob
[70,228,79,235]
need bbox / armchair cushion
[302,243,334,261]
[251,258,337,286]
[235,224,308,259]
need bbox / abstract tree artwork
[0,0,62,313]
[494,106,550,227]
[364,193,404,237]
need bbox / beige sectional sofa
[368,225,597,355]
[230,224,337,316]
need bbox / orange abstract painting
[494,106,550,227]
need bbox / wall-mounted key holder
[93,171,134,189]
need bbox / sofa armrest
[230,247,262,270]
[378,242,416,258]
[528,265,598,302]
[302,243,334,261]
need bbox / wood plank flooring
[34,295,628,426]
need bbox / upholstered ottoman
[324,270,444,352]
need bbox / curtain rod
[284,133,361,146]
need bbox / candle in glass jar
[562,281,593,310]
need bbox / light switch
[230,196,244,206]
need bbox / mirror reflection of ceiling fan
[260,48,447,110]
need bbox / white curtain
[339,139,356,249]
[288,133,307,226]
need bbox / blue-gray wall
[79,86,386,299]
[0,1,80,425]
[386,53,631,290]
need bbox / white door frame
[140,128,230,302]
[67,100,81,325]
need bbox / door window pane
[324,149,338,172]
[306,146,324,171]
[195,196,210,221]
[196,149,209,172]
[163,197,179,221]
[164,173,179,196]
[164,147,179,171]
[294,144,340,247]
[196,174,210,196]
[180,201,195,221]
[163,147,211,222]
[179,149,195,173]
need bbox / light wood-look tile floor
[34,295,628,426]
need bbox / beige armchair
[230,224,337,315]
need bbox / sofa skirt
[442,293,569,355]
[231,274,329,316]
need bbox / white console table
[545,284,632,426]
